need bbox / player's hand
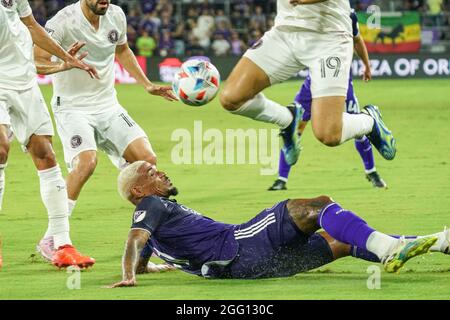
[290,0,328,5]
[106,278,137,288]
[64,41,100,80]
[363,66,372,82]
[145,84,178,102]
[146,262,176,273]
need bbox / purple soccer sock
[354,136,375,172]
[318,203,375,250]
[278,150,292,180]
[350,246,381,262]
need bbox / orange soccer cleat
[52,245,95,269]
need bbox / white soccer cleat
[383,236,437,273]
[36,236,56,261]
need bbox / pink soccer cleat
[36,236,56,261]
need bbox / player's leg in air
[286,196,440,273]
[220,40,303,166]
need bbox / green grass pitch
[0,79,449,300]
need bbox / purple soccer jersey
[132,196,238,276]
[135,197,335,279]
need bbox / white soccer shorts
[244,27,353,98]
[53,104,149,171]
[0,84,54,146]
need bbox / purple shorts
[216,201,334,279]
[296,72,360,122]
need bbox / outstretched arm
[21,14,99,78]
[353,34,372,82]
[115,43,177,102]
[109,229,150,288]
[34,41,88,75]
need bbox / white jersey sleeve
[15,0,32,18]
[44,10,67,45]
[115,7,127,46]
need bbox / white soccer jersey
[45,2,127,112]
[275,0,352,34]
[0,0,36,90]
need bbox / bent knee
[219,88,247,111]
[314,132,341,147]
[73,155,97,177]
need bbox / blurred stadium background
[32,0,450,84]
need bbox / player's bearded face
[87,0,110,15]
[140,165,178,198]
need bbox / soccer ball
[172,59,220,107]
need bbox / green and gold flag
[357,12,421,53]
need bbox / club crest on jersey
[107,30,119,44]
[1,0,14,8]
[70,135,83,149]
[133,210,146,223]
[45,28,55,36]
[250,39,263,50]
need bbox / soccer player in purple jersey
[269,10,387,191]
[108,161,449,287]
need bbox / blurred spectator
[211,33,231,56]
[159,30,175,57]
[156,0,174,16]
[197,8,215,37]
[25,0,450,57]
[231,10,249,30]
[141,0,156,14]
[214,21,232,41]
[186,37,206,57]
[230,32,247,56]
[31,0,47,26]
[250,6,267,31]
[140,12,157,37]
[160,11,176,34]
[136,31,157,57]
[215,9,231,28]
[172,22,186,56]
[248,29,263,48]
[426,0,445,26]
[127,7,142,32]
[127,25,138,53]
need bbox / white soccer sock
[230,93,293,129]
[0,163,6,210]
[366,231,398,260]
[340,113,374,144]
[68,199,77,217]
[38,166,72,248]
